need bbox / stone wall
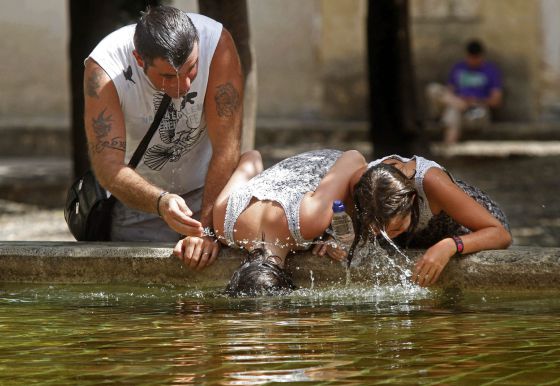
[0,0,69,124]
[1,0,558,126]
[226,0,369,120]
[539,0,560,120]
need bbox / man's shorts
[110,187,204,242]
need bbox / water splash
[202,226,421,295]
[171,72,182,111]
[344,236,418,295]
[379,229,409,260]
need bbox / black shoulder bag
[64,94,171,241]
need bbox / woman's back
[222,149,343,248]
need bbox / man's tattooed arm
[214,82,241,118]
[90,107,125,153]
[82,59,162,216]
[85,66,105,99]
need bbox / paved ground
[0,199,74,241]
[0,140,559,247]
[438,154,560,247]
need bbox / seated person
[426,39,503,144]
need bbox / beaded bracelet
[452,235,464,255]
[156,191,170,217]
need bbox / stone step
[431,140,560,158]
[1,115,559,208]
[255,119,370,146]
[3,138,560,207]
[257,141,373,168]
[255,119,560,144]
[2,118,560,159]
[0,118,71,158]
[0,157,71,208]
[0,138,371,207]
[1,241,559,291]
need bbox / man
[427,39,503,144]
[84,5,242,269]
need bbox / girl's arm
[412,168,512,286]
[299,150,367,241]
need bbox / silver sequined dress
[223,149,343,247]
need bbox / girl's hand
[173,235,220,270]
[312,235,349,262]
[411,238,455,286]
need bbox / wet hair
[466,39,484,56]
[224,249,297,297]
[134,5,199,69]
[348,163,420,263]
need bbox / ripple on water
[2,284,560,385]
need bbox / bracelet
[204,227,216,237]
[452,235,464,255]
[156,191,170,217]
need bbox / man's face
[135,43,199,98]
[466,53,484,69]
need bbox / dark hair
[466,39,484,56]
[134,5,199,69]
[348,163,420,263]
[225,249,297,297]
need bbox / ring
[202,252,209,255]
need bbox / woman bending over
[349,155,511,286]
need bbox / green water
[1,284,560,385]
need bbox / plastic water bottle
[331,200,355,251]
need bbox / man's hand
[173,235,220,270]
[158,193,204,236]
[312,235,348,262]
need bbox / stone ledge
[255,118,560,143]
[1,242,559,291]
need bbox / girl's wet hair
[348,163,420,263]
[225,248,296,297]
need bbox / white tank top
[89,14,222,194]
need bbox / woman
[174,150,511,294]
[351,155,511,287]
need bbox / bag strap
[127,94,172,168]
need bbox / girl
[350,155,511,287]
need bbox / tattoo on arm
[91,108,125,153]
[90,137,126,154]
[92,108,113,138]
[86,67,104,99]
[214,82,240,118]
